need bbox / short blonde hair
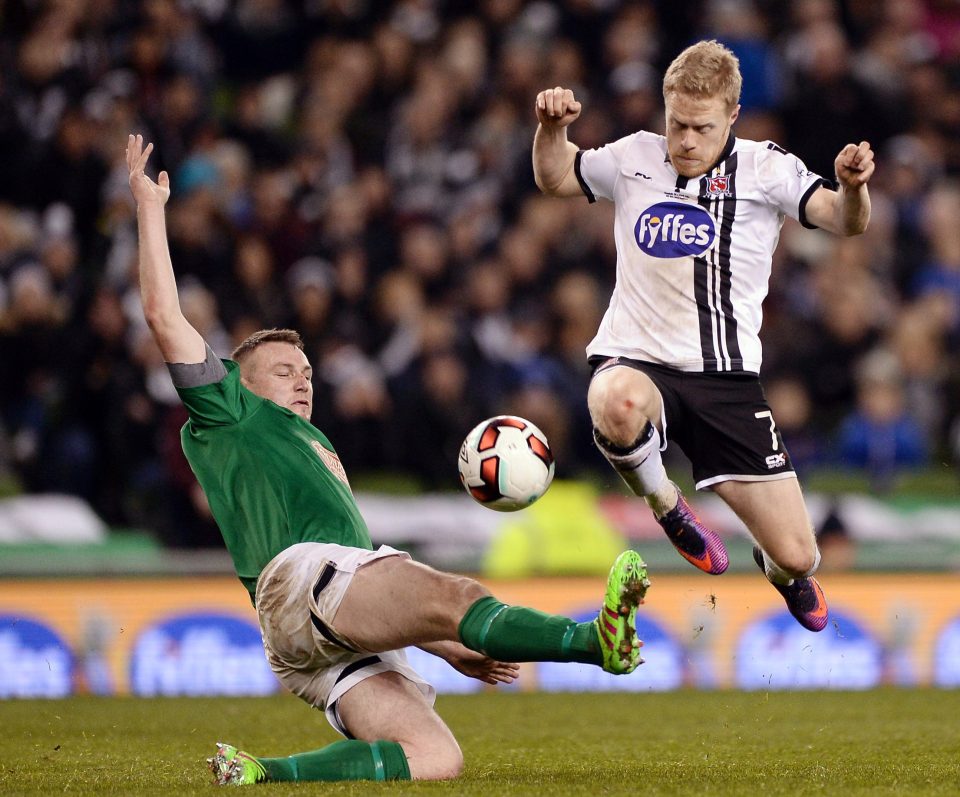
[662,40,742,112]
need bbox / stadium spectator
[889,300,952,445]
[780,19,892,179]
[837,347,928,491]
[913,181,960,333]
[815,503,857,573]
[796,237,889,432]
[763,375,824,476]
[219,233,287,331]
[0,264,72,493]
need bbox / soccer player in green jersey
[127,134,651,786]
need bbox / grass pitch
[3,689,958,796]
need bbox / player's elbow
[532,156,576,197]
[845,218,869,236]
[142,302,177,333]
[143,305,189,350]
[836,218,869,238]
[535,173,579,198]
[533,170,558,196]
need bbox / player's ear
[729,104,740,125]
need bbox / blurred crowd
[1,0,959,546]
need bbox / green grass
[3,690,959,795]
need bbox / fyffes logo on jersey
[634,201,716,258]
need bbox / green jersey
[175,359,372,600]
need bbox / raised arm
[804,141,874,237]
[126,134,206,364]
[532,86,586,197]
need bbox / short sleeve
[577,134,636,203]
[175,359,257,428]
[755,142,831,228]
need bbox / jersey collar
[709,132,736,173]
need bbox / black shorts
[589,356,795,489]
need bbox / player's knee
[589,373,654,446]
[431,573,491,630]
[590,395,642,447]
[773,544,818,579]
[452,574,491,610]
[404,736,464,780]
[430,740,464,780]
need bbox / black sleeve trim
[574,150,596,203]
[167,343,228,388]
[798,178,832,229]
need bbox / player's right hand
[126,134,171,206]
[535,86,582,128]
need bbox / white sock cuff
[595,423,659,467]
[802,547,822,578]
[595,423,667,497]
[762,546,822,584]
[761,550,794,586]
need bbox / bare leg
[332,557,490,651]
[713,476,828,631]
[712,477,817,577]
[337,671,463,780]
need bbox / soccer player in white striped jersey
[532,40,874,632]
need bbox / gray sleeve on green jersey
[167,344,228,388]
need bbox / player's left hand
[441,644,520,685]
[127,133,170,206]
[835,141,874,190]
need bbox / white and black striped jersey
[576,132,830,373]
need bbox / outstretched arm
[532,86,585,197]
[804,140,874,236]
[127,134,206,364]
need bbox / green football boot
[207,742,267,786]
[595,550,650,674]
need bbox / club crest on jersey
[311,440,352,489]
[634,201,716,258]
[705,175,731,198]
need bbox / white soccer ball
[458,415,555,511]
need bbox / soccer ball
[458,415,555,511]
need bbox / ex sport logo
[765,453,787,469]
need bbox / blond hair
[662,40,742,111]
[231,328,304,363]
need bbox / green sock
[458,596,601,666]
[259,739,410,782]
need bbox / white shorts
[255,542,436,736]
